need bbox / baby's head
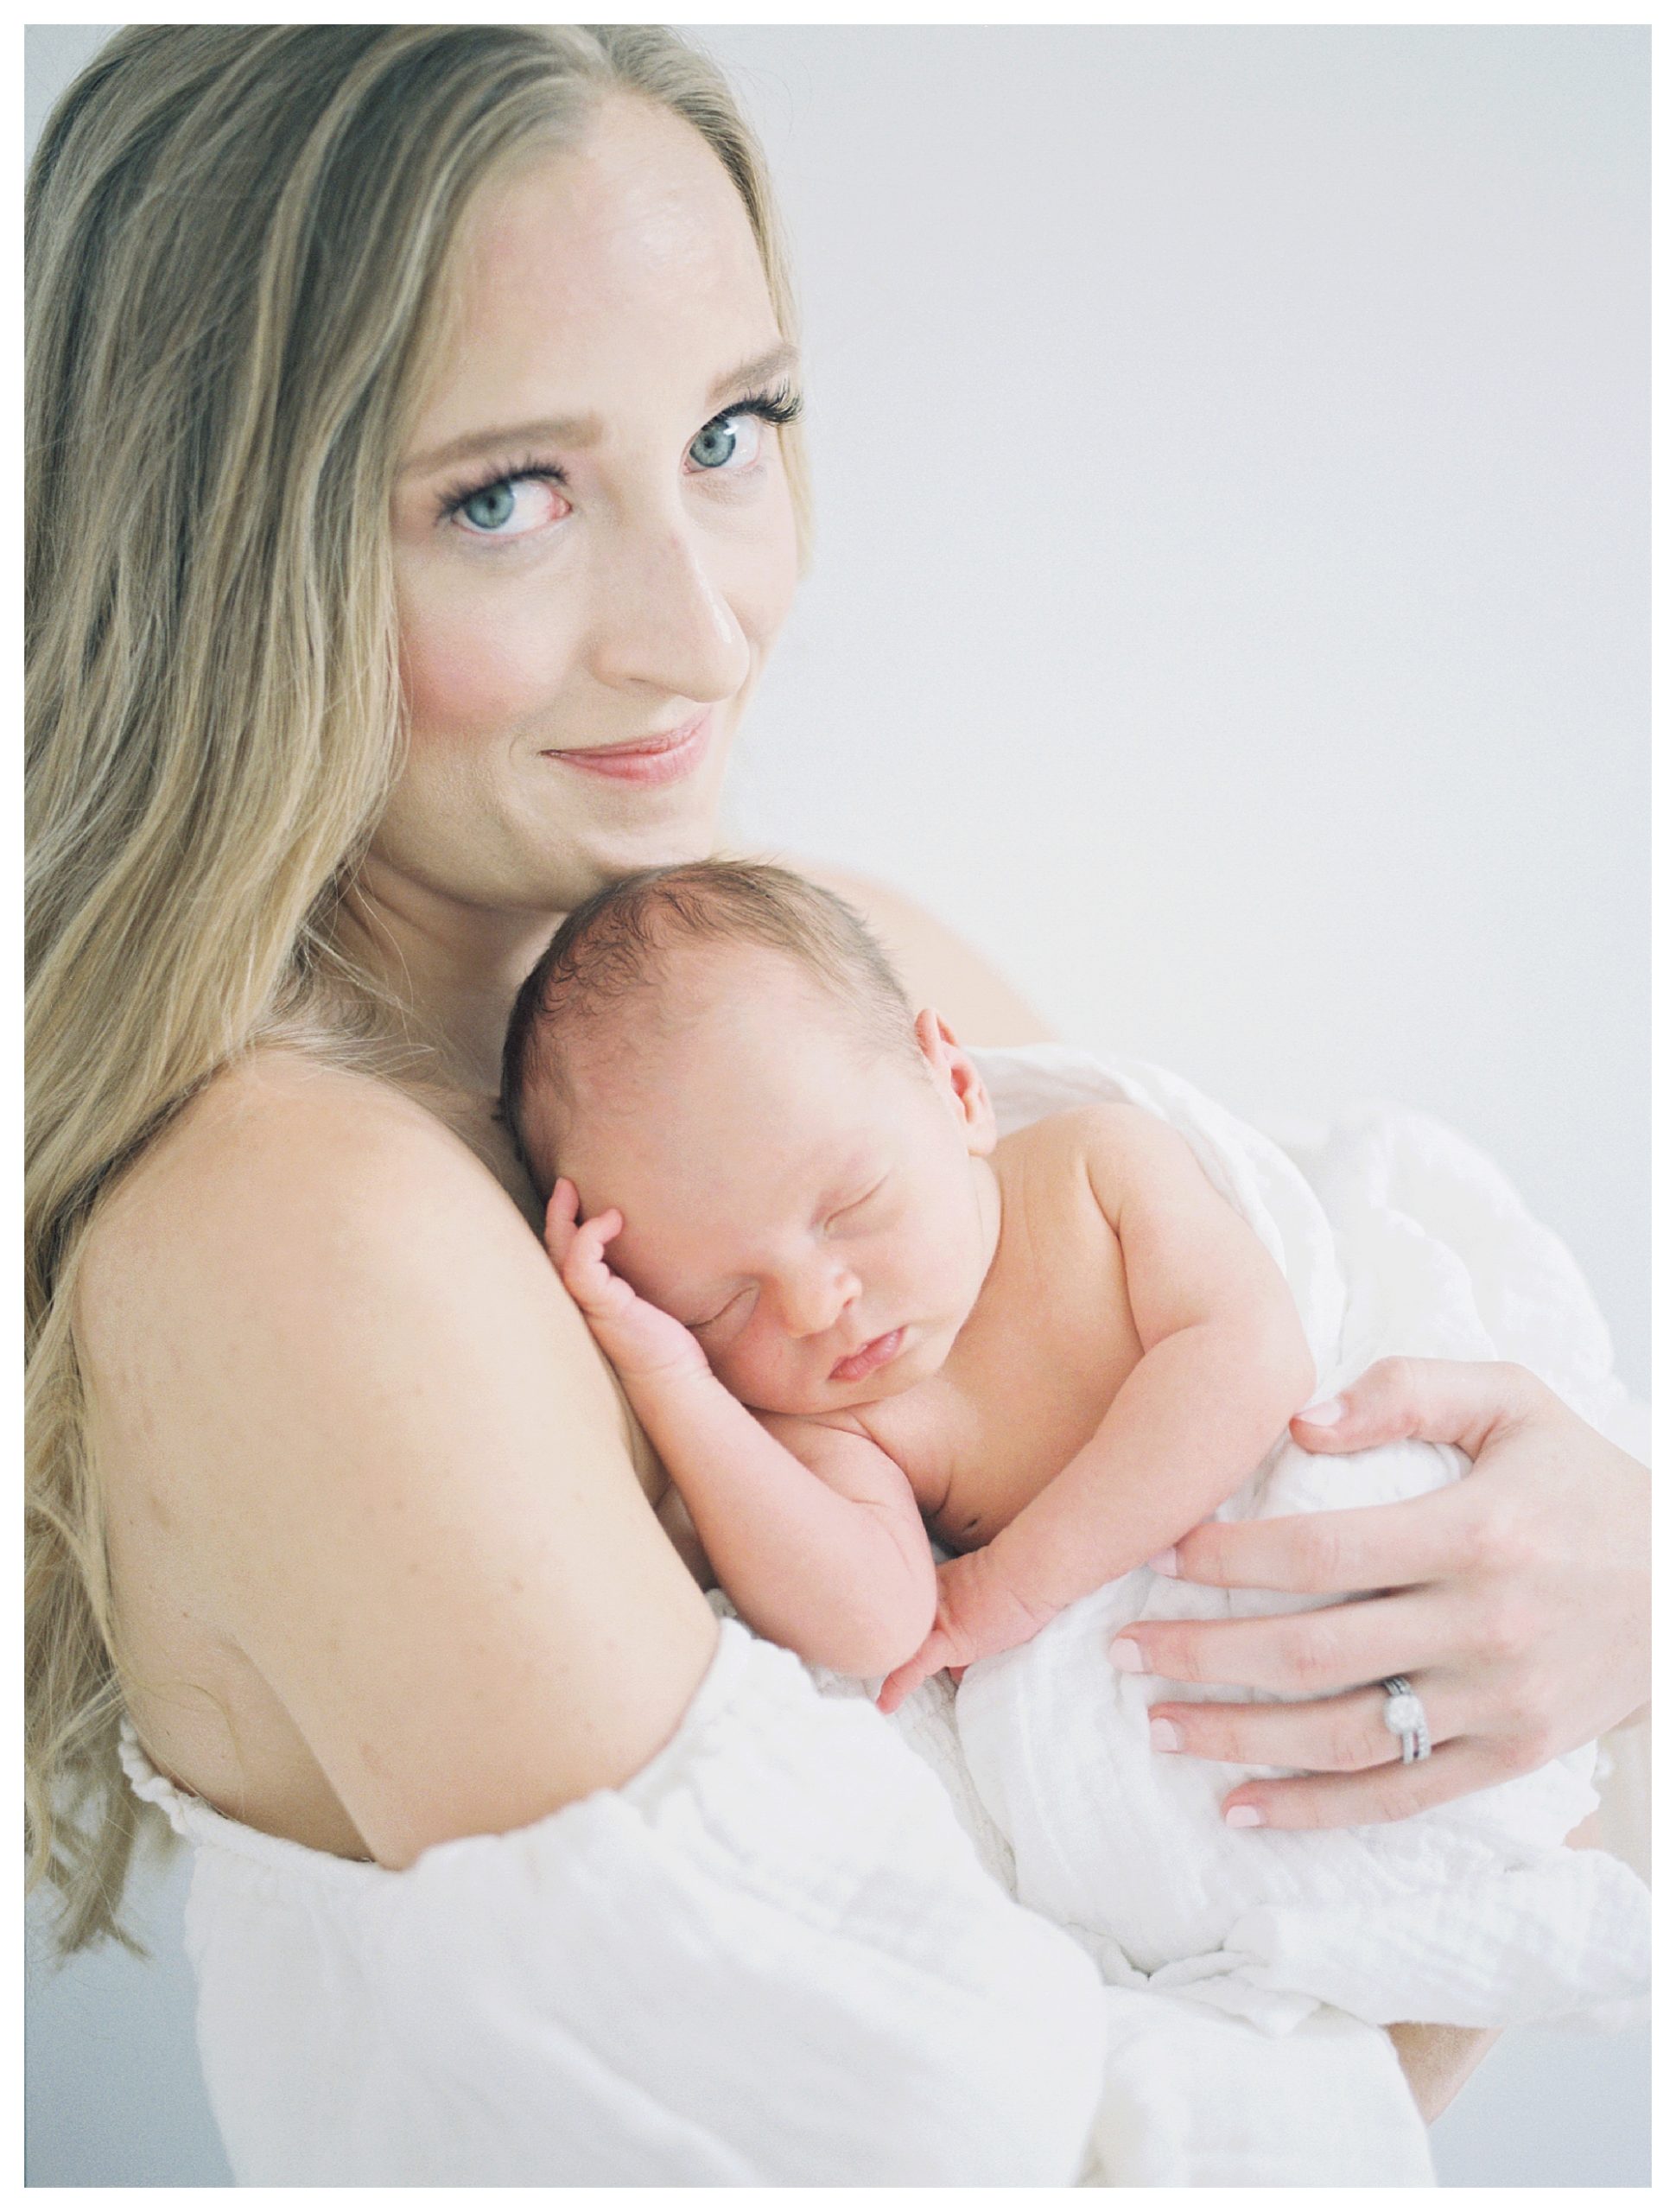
[501,861,1000,1414]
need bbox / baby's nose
[779,1260,860,1338]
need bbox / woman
[26,24,1648,2184]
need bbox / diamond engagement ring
[1381,1675,1432,1764]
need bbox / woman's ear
[913,1007,998,1157]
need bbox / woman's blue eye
[688,410,763,473]
[445,469,568,540]
[461,481,517,531]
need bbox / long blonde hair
[26,22,805,1955]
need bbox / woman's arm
[1122,1357,1650,1831]
[1120,1357,1647,2123]
[81,1057,1107,2183]
[85,1056,721,1865]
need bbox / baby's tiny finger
[574,1208,619,1259]
[543,1178,581,1263]
[876,1669,913,1715]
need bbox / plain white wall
[25,22,1648,2190]
[703,22,1648,1395]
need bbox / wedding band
[1380,1675,1432,1764]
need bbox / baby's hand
[544,1179,710,1389]
[875,1548,1051,1714]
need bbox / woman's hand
[1121,1357,1649,1829]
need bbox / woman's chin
[560,778,733,893]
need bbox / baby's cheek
[708,1344,760,1404]
[712,1341,801,1416]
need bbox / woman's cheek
[398,573,579,746]
[747,488,800,647]
[708,474,800,662]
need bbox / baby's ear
[913,1008,998,1157]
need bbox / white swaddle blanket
[943,1046,1650,2041]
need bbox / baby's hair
[500,859,919,1192]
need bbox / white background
[25,21,1648,2189]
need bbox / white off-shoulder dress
[119,1611,1441,2187]
[119,1616,1121,2185]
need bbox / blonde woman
[27,26,1648,2185]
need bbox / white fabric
[955,1047,1651,2042]
[804,1662,1433,2183]
[120,1619,1108,2186]
[114,1045,1647,2188]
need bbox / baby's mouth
[828,1327,905,1386]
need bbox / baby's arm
[548,1183,936,1676]
[879,1108,1315,1710]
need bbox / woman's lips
[828,1327,905,1386]
[541,711,712,789]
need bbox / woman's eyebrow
[711,340,800,403]
[401,412,600,477]
[399,344,801,481]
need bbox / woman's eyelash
[435,387,803,522]
[727,382,803,430]
[436,454,565,524]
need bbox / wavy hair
[26,22,805,1955]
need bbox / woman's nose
[776,1259,861,1340]
[587,515,752,705]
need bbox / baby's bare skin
[805,1109,1151,1553]
[533,943,1315,1700]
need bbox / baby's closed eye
[824,1173,889,1230]
[686,1287,754,1335]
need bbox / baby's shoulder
[1001,1098,1178,1179]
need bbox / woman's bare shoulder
[99,1042,489,1213]
[80,1046,517,1318]
[790,858,1055,1047]
[78,1046,716,1863]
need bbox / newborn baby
[500,858,1647,2039]
[501,858,1316,1709]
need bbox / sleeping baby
[499,858,1648,2039]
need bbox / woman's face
[380,92,801,922]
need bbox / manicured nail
[1147,1547,1178,1577]
[1148,1717,1180,1752]
[1110,1637,1145,1673]
[1298,1396,1345,1426]
[1224,1803,1265,1828]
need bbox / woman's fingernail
[1149,1717,1180,1752]
[1110,1637,1145,1673]
[1147,1547,1178,1577]
[1298,1396,1345,1426]
[1224,1803,1266,1828]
